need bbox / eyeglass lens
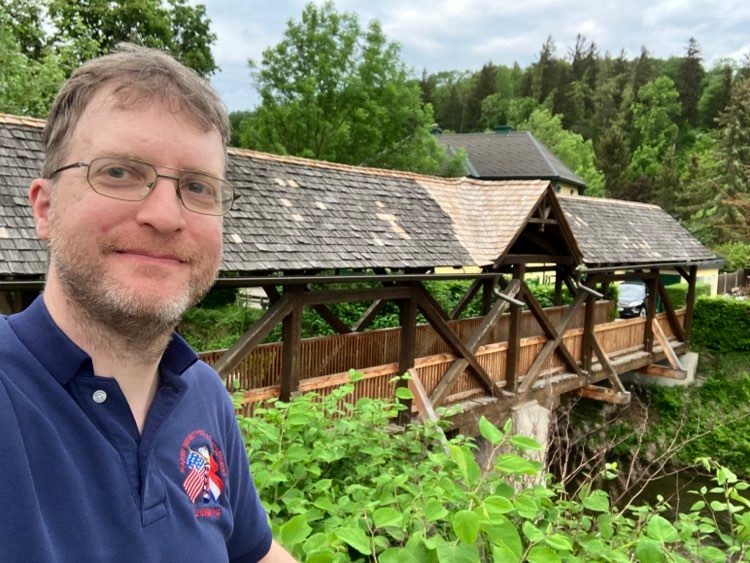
[87,157,232,215]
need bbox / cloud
[201,0,750,111]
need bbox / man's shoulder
[181,359,233,401]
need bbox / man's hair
[42,43,229,178]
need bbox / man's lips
[113,249,188,265]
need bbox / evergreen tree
[466,63,498,131]
[595,125,630,198]
[684,79,750,243]
[698,62,734,129]
[674,38,706,127]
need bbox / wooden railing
[199,300,613,390]
[199,302,690,416]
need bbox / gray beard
[48,240,214,362]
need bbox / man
[0,45,294,562]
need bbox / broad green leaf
[449,444,481,485]
[373,507,403,528]
[496,454,537,474]
[634,538,663,562]
[597,514,614,540]
[689,500,706,512]
[485,516,522,559]
[492,543,521,563]
[697,546,728,562]
[305,550,335,563]
[510,434,542,450]
[513,495,539,519]
[395,387,414,400]
[279,514,311,547]
[581,490,610,512]
[544,533,573,551]
[478,415,504,444]
[646,515,678,543]
[348,369,365,382]
[578,536,605,554]
[483,495,514,514]
[435,542,480,563]
[522,520,545,542]
[424,499,449,522]
[527,545,561,563]
[452,509,480,543]
[334,526,371,555]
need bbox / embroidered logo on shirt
[179,430,227,516]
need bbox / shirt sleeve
[220,390,273,562]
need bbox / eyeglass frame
[46,156,238,216]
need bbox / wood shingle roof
[0,114,717,278]
[559,195,717,267]
[435,131,586,189]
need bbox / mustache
[98,235,200,264]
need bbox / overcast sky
[202,0,750,113]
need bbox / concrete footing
[621,352,699,388]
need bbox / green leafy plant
[239,374,750,561]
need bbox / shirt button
[92,390,108,404]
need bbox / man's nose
[134,175,187,232]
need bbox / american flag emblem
[183,446,224,503]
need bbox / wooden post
[554,267,564,306]
[582,287,596,372]
[684,266,698,343]
[643,271,659,352]
[481,278,494,315]
[280,286,304,401]
[397,285,418,424]
[505,264,525,393]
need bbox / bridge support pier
[511,399,551,485]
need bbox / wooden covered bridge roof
[0,113,717,280]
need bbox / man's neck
[43,277,171,433]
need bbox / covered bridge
[0,113,718,432]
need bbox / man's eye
[184,181,215,198]
[104,167,129,179]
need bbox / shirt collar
[9,295,198,385]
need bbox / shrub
[663,281,711,309]
[715,241,750,272]
[692,297,750,352]
[239,375,750,561]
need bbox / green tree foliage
[699,61,735,129]
[0,0,217,117]
[595,125,630,198]
[674,38,706,128]
[46,0,217,76]
[0,3,68,116]
[628,76,681,187]
[242,2,460,176]
[519,108,604,196]
[685,79,750,244]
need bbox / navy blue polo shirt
[0,296,272,562]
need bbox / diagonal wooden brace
[426,280,521,407]
[519,287,588,393]
[592,335,628,394]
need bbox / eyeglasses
[48,156,237,216]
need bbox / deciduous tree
[243,2,461,175]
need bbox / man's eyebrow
[89,152,223,178]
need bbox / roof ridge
[0,113,46,128]
[525,131,564,178]
[228,146,470,184]
[559,194,661,209]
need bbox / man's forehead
[67,88,226,170]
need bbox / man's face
[39,91,225,333]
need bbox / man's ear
[29,178,53,240]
